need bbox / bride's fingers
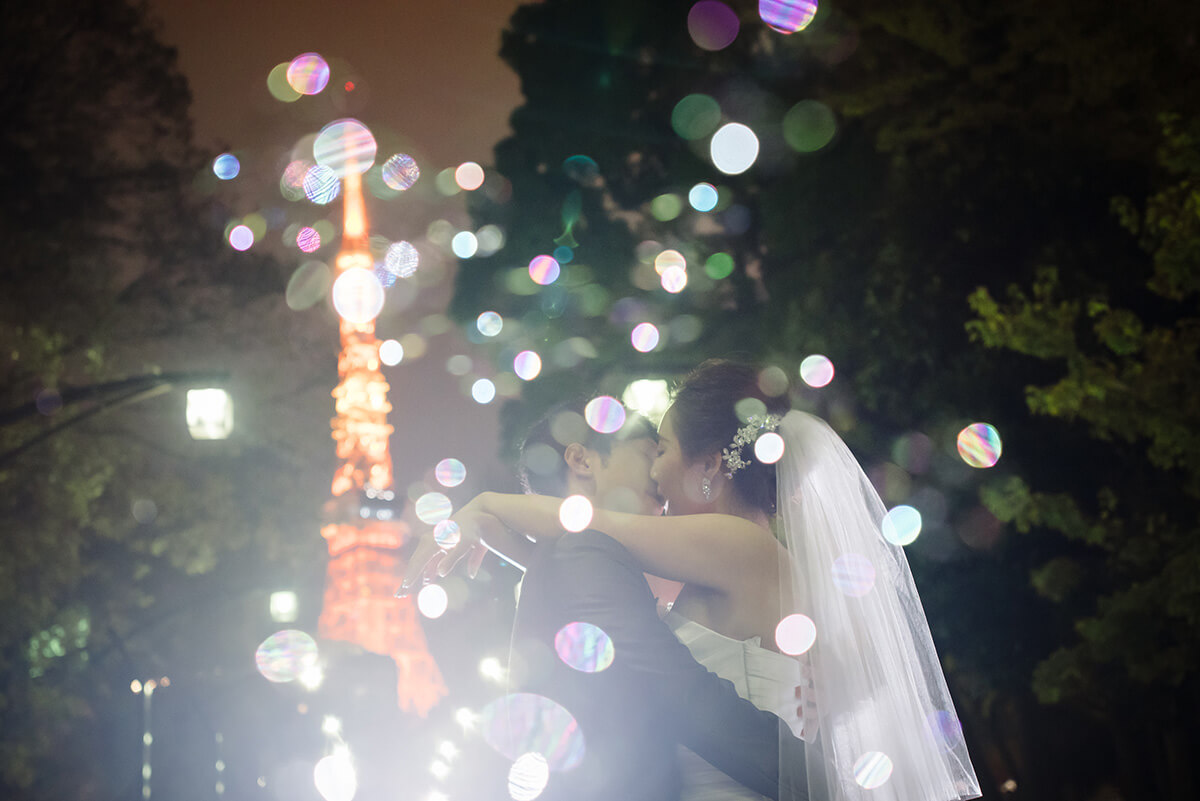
[398,537,444,595]
[466,543,487,579]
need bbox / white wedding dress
[666,610,804,801]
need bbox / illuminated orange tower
[318,167,446,716]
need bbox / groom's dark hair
[517,397,656,496]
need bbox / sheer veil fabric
[774,411,981,801]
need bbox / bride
[410,359,981,801]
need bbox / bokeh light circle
[303,164,340,204]
[554,622,615,673]
[415,492,453,525]
[882,505,922,546]
[508,753,550,801]
[455,161,485,191]
[296,226,321,253]
[689,182,719,211]
[433,520,461,549]
[853,751,894,789]
[382,153,420,190]
[228,225,254,251]
[584,396,626,433]
[514,351,542,381]
[800,354,835,388]
[435,458,467,487]
[480,693,586,770]
[529,255,561,286]
[213,153,240,180]
[711,123,760,175]
[832,553,876,597]
[313,753,356,801]
[331,268,385,324]
[957,423,1002,468]
[286,53,330,95]
[417,584,449,619]
[255,629,319,683]
[661,265,688,293]
[631,322,660,353]
[783,100,838,152]
[775,613,817,655]
[654,249,686,275]
[705,252,735,279]
[672,94,722,140]
[379,339,404,365]
[558,495,595,533]
[760,0,819,34]
[472,378,497,404]
[286,261,332,310]
[313,118,377,177]
[384,240,419,277]
[477,311,504,337]
[452,231,479,258]
[688,1,740,51]
[754,432,785,464]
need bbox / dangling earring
[700,476,712,501]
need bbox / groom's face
[590,436,664,516]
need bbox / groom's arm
[548,531,807,801]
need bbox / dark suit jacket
[509,529,807,801]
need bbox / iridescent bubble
[296,226,321,253]
[760,0,818,34]
[382,154,420,190]
[563,154,599,183]
[452,231,479,258]
[559,495,594,533]
[585,396,626,434]
[711,123,760,175]
[529,255,560,285]
[508,753,550,801]
[672,94,722,140]
[882,505,922,546]
[313,118,377,177]
[287,53,330,95]
[228,225,254,251]
[688,1,740,50]
[650,193,684,221]
[213,153,240,180]
[480,693,586,771]
[455,161,485,191]
[417,584,449,619]
[661,265,688,293]
[689,182,719,212]
[286,261,332,311]
[266,62,301,102]
[631,323,660,353]
[436,458,467,488]
[705,252,735,279]
[514,351,542,381]
[380,339,404,365]
[775,613,817,655]
[853,751,894,789]
[255,629,319,683]
[303,165,340,204]
[800,354,835,388]
[472,378,496,404]
[415,492,453,525]
[433,520,462,551]
[384,240,419,277]
[957,423,1002,468]
[476,311,503,337]
[331,268,385,324]
[654,249,686,275]
[554,622,615,673]
[754,432,785,464]
[926,710,965,752]
[831,553,876,597]
[783,100,837,152]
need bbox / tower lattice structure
[318,169,446,716]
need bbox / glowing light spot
[882,505,922,546]
[286,261,332,310]
[654,249,686,275]
[228,225,254,251]
[514,351,542,381]
[554,622,614,672]
[480,694,586,771]
[331,268,385,324]
[585,396,626,433]
[528,255,560,285]
[475,311,503,337]
[832,553,876,597]
[758,366,790,397]
[417,584,449,619]
[314,118,377,177]
[287,53,330,95]
[705,252,735,279]
[267,62,301,102]
[508,753,549,801]
[853,751,894,789]
[775,614,817,655]
[689,182,719,211]
[303,165,340,204]
[384,240,419,277]
[711,123,760,175]
[255,630,319,683]
[434,520,461,549]
[650,193,684,221]
[313,752,357,801]
[213,153,240,180]
[800,354,835,388]
[382,153,420,190]
[296,226,321,253]
[563,154,599,183]
[280,159,310,201]
[477,224,505,255]
[380,339,404,365]
[452,231,478,258]
[415,492,453,525]
[783,100,837,152]
[559,495,594,533]
[754,432,785,464]
[688,1,740,50]
[631,323,660,353]
[455,161,485,191]
[472,378,496,404]
[435,458,467,488]
[672,94,722,140]
[661,265,688,293]
[957,423,1002,468]
[760,0,819,34]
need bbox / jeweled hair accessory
[722,413,783,477]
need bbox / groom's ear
[563,442,595,478]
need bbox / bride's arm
[470,491,778,593]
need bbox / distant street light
[186,388,234,440]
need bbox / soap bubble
[435,458,467,488]
[957,423,1002,468]
[760,0,819,34]
[775,614,817,655]
[514,351,542,380]
[631,323,660,352]
[382,154,420,190]
[287,53,330,95]
[384,240,419,278]
[415,492,453,524]
[555,622,615,672]
[882,505,922,546]
[853,751,894,789]
[585,396,626,433]
[313,118,376,177]
[213,153,240,180]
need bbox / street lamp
[186,388,234,440]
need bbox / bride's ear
[698,451,724,482]
[563,442,594,478]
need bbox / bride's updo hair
[670,359,790,517]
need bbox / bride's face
[651,407,710,515]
